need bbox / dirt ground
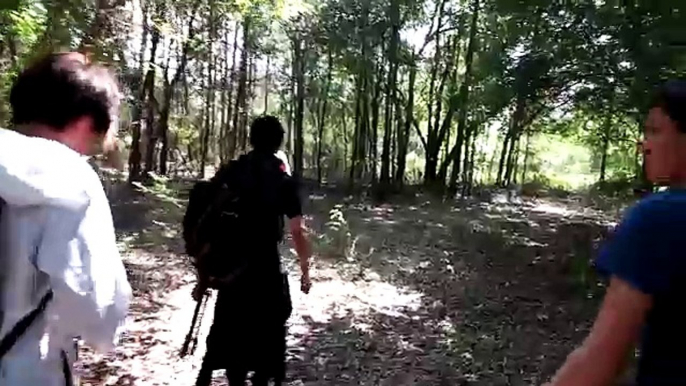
[77,178,623,386]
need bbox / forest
[1,0,685,385]
[2,0,683,195]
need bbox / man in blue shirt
[548,80,686,386]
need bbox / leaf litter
[77,182,620,385]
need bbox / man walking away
[0,52,132,385]
[195,115,312,386]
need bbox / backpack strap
[0,289,53,361]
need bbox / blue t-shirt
[596,190,686,385]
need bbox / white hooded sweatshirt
[0,128,131,385]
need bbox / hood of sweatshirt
[0,128,90,210]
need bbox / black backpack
[182,153,287,284]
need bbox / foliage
[0,0,684,192]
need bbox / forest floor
[77,175,625,386]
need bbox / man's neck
[18,124,81,154]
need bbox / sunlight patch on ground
[529,202,575,217]
[288,266,423,338]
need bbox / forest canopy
[0,0,683,195]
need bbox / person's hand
[300,272,311,294]
[192,282,208,301]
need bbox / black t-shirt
[211,151,303,246]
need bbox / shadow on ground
[80,176,629,385]
[296,187,622,385]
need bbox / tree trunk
[399,66,418,187]
[599,91,615,182]
[369,63,383,184]
[447,0,480,193]
[219,24,229,163]
[264,55,270,114]
[293,37,306,179]
[380,0,400,187]
[158,49,172,176]
[142,20,161,176]
[503,97,526,185]
[232,17,250,157]
[200,60,211,179]
[157,2,201,175]
[462,123,473,188]
[426,1,444,153]
[521,129,532,183]
[424,14,465,186]
[349,74,364,188]
[127,0,149,182]
[317,49,333,185]
[224,23,240,160]
[599,126,610,182]
[496,130,510,185]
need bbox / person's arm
[548,199,671,386]
[547,277,652,386]
[283,176,311,293]
[37,188,131,353]
[289,216,311,279]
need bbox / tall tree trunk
[521,129,532,183]
[380,0,400,187]
[424,12,465,186]
[158,44,172,175]
[599,119,611,182]
[462,123,473,188]
[370,59,385,184]
[264,55,270,114]
[317,49,334,185]
[232,17,251,156]
[293,37,306,179]
[496,131,510,185]
[286,54,295,156]
[219,23,229,163]
[393,91,406,185]
[157,1,201,175]
[342,102,349,176]
[447,0,480,193]
[349,74,364,188]
[599,90,615,182]
[510,138,521,185]
[399,66,418,187]
[127,0,149,182]
[224,23,240,160]
[200,60,211,179]
[142,19,161,176]
[465,130,478,195]
[426,1,444,149]
[503,97,526,185]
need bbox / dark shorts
[205,263,292,377]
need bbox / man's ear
[68,116,99,155]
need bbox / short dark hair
[650,80,686,133]
[249,115,285,153]
[10,52,121,135]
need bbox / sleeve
[36,188,132,353]
[282,176,303,219]
[595,199,674,296]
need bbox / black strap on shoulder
[0,290,54,361]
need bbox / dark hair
[650,80,686,133]
[249,115,285,153]
[10,52,121,134]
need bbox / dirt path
[78,181,619,385]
